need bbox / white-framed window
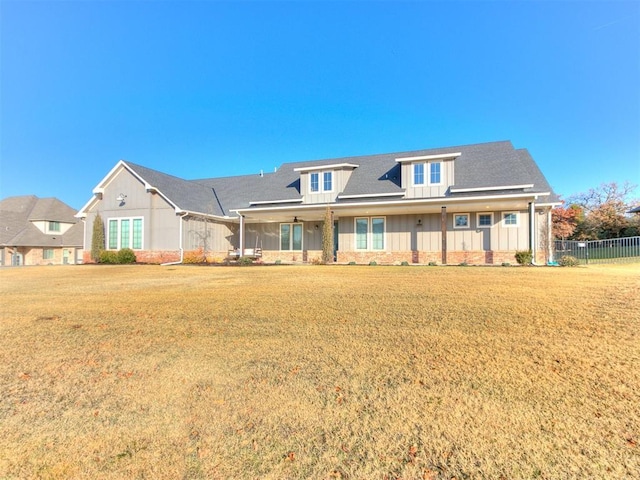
[477,212,494,228]
[48,221,61,233]
[309,171,333,193]
[43,248,54,260]
[453,213,470,229]
[280,223,303,251]
[355,217,385,250]
[310,172,319,192]
[502,212,519,227]
[429,162,441,185]
[413,163,424,185]
[107,217,143,250]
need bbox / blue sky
[1,0,639,209]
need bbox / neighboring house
[0,195,84,266]
[629,206,640,214]
[76,140,560,265]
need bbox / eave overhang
[395,152,461,163]
[293,163,359,172]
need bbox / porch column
[547,208,553,263]
[441,206,447,264]
[529,201,535,261]
[239,215,245,257]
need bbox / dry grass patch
[1,264,639,479]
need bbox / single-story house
[76,140,560,265]
[0,195,84,266]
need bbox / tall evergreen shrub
[91,213,105,262]
[321,206,334,264]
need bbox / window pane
[504,213,517,225]
[109,220,118,249]
[455,214,469,228]
[372,218,384,250]
[132,219,142,249]
[479,214,492,226]
[120,219,130,249]
[413,163,424,185]
[292,224,303,250]
[310,173,319,192]
[280,224,290,250]
[430,162,441,184]
[49,221,60,232]
[323,171,332,191]
[356,218,368,250]
[43,249,54,259]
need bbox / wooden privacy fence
[554,236,640,264]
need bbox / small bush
[502,262,511,267]
[117,248,136,264]
[558,255,580,267]
[99,250,118,264]
[310,258,324,265]
[400,261,409,266]
[459,261,468,267]
[428,261,437,266]
[515,250,533,265]
[183,248,206,264]
[238,256,254,266]
[348,261,356,265]
[369,261,377,266]
[275,259,282,265]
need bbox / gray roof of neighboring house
[119,140,558,215]
[0,195,84,247]
[629,205,640,214]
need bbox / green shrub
[99,250,118,264]
[515,250,533,265]
[117,248,137,264]
[400,261,409,266]
[502,262,511,267]
[558,255,580,267]
[369,261,377,266]
[428,261,437,266]
[348,261,356,265]
[238,256,254,266]
[275,259,282,265]
[459,261,468,267]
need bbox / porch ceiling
[235,196,542,224]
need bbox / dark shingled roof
[113,141,557,215]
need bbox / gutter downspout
[529,201,538,265]
[239,215,245,257]
[162,212,189,266]
[547,208,553,263]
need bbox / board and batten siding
[238,221,324,251]
[337,211,533,253]
[84,167,181,251]
[300,168,355,204]
[401,160,454,198]
[183,217,236,251]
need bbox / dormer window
[48,221,61,233]
[310,171,333,193]
[412,161,442,186]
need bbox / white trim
[249,198,303,205]
[106,216,144,250]
[233,192,546,215]
[293,163,358,172]
[428,161,442,186]
[354,216,386,251]
[476,212,494,228]
[395,152,461,163]
[450,184,534,193]
[308,170,334,194]
[337,192,404,199]
[279,222,304,251]
[502,211,520,228]
[412,163,425,186]
[453,213,470,229]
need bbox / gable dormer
[293,162,359,204]
[395,152,460,198]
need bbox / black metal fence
[554,236,640,264]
